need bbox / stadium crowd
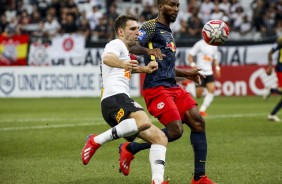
[0,0,281,42]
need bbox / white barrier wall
[0,66,140,98]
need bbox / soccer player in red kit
[118,0,216,184]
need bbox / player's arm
[213,58,221,78]
[131,60,158,74]
[129,43,164,60]
[103,52,138,71]
[175,68,205,85]
[266,49,275,75]
[188,54,196,68]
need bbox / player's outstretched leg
[81,134,101,165]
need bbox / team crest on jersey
[157,102,165,109]
[116,108,125,123]
[166,42,176,52]
[138,30,146,41]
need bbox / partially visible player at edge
[188,39,221,117]
[81,14,170,184]
[263,36,282,122]
[119,0,216,184]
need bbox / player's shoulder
[107,39,123,46]
[106,39,125,49]
[141,19,157,30]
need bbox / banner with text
[28,35,275,67]
[141,65,276,96]
[0,66,140,98]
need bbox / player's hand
[146,60,158,73]
[147,48,166,61]
[187,68,205,85]
[123,60,139,71]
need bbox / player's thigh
[206,82,215,93]
[183,107,205,132]
[128,110,152,131]
[196,87,204,98]
[137,125,168,146]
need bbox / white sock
[150,144,167,183]
[200,92,214,112]
[94,118,138,145]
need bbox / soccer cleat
[152,180,170,184]
[262,88,271,101]
[191,175,216,184]
[81,134,101,165]
[119,142,134,176]
[267,114,281,122]
[200,111,208,117]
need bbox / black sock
[126,128,174,154]
[271,99,282,115]
[270,88,282,95]
[190,132,207,180]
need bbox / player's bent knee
[130,111,152,131]
[154,131,168,146]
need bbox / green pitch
[0,96,281,184]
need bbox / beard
[163,11,177,23]
[126,39,137,47]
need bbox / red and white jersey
[101,39,131,100]
[189,39,219,75]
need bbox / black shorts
[196,74,215,88]
[101,93,144,127]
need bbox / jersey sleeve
[103,40,123,58]
[138,20,156,47]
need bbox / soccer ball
[202,20,229,46]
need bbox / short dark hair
[157,0,166,5]
[114,14,137,35]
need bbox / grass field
[0,96,282,184]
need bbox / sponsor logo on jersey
[116,108,125,123]
[138,30,146,41]
[157,102,165,109]
[166,42,176,52]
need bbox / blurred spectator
[0,14,9,34]
[93,16,110,40]
[219,0,231,15]
[260,10,277,38]
[251,0,267,32]
[77,16,91,40]
[239,15,253,39]
[60,13,77,34]
[141,3,155,20]
[186,9,203,39]
[87,4,103,30]
[230,6,245,31]
[107,3,119,22]
[199,0,215,24]
[49,0,61,19]
[43,13,61,38]
[5,4,17,22]
[276,19,282,36]
[209,4,224,20]
[37,0,49,18]
[187,0,200,14]
[65,0,79,18]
